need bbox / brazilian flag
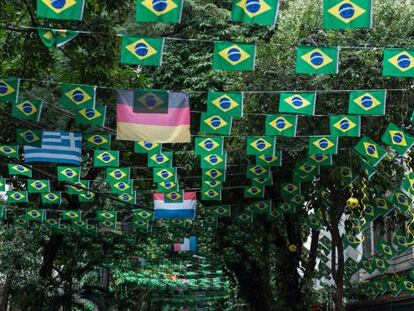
[37,28,78,48]
[323,0,372,30]
[62,210,81,221]
[57,166,80,182]
[308,136,338,155]
[207,92,243,118]
[296,46,339,75]
[246,136,276,156]
[84,134,111,149]
[354,136,387,167]
[232,0,279,26]
[381,122,414,155]
[94,150,119,167]
[12,98,43,121]
[60,83,96,110]
[329,115,361,137]
[36,0,85,21]
[120,36,164,66]
[244,185,264,198]
[0,77,19,103]
[348,90,386,115]
[136,0,183,23]
[195,137,224,155]
[132,209,153,221]
[16,129,42,147]
[256,152,282,167]
[147,152,173,168]
[199,112,233,135]
[75,105,106,127]
[383,48,414,77]
[213,42,256,71]
[134,141,162,154]
[28,179,50,193]
[0,145,19,158]
[265,114,298,136]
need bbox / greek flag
[24,131,82,165]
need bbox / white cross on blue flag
[24,131,82,165]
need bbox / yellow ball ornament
[346,197,359,209]
[288,244,297,253]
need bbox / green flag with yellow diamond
[200,112,233,135]
[246,136,276,155]
[106,167,130,184]
[279,92,316,115]
[383,48,414,77]
[329,115,361,137]
[157,180,178,193]
[94,150,119,167]
[111,181,133,194]
[132,209,153,221]
[148,152,173,168]
[36,0,85,20]
[0,77,19,103]
[195,137,224,155]
[67,180,89,195]
[75,105,106,127]
[153,167,177,183]
[62,210,81,221]
[8,164,32,177]
[84,134,111,149]
[57,166,80,182]
[16,129,42,147]
[28,179,50,193]
[323,0,372,30]
[375,240,397,260]
[244,185,264,198]
[0,145,18,158]
[60,83,96,110]
[256,153,282,167]
[202,168,225,182]
[296,46,339,75]
[12,98,43,121]
[25,209,46,222]
[265,114,298,136]
[201,153,227,169]
[120,36,164,66]
[213,42,256,71]
[42,192,62,205]
[37,28,78,48]
[306,154,332,166]
[207,91,243,118]
[7,191,28,203]
[381,122,414,155]
[232,0,279,26]
[354,136,387,167]
[348,90,386,115]
[136,0,183,23]
[134,141,162,154]
[201,189,222,201]
[308,136,338,155]
[207,205,231,218]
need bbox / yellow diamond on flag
[363,142,379,158]
[237,0,271,18]
[388,51,414,72]
[211,95,239,112]
[41,0,77,14]
[250,138,272,152]
[141,0,178,16]
[218,45,251,66]
[126,39,158,61]
[17,101,38,116]
[284,95,312,110]
[327,0,366,24]
[313,137,334,151]
[301,48,333,70]
[333,117,357,133]
[204,115,228,130]
[0,79,15,97]
[78,108,102,121]
[65,87,92,106]
[353,93,381,111]
[270,116,293,131]
[390,130,407,146]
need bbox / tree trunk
[0,275,11,311]
[331,225,345,311]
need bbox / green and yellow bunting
[132,209,153,221]
[374,197,390,216]
[62,210,81,221]
[322,0,372,30]
[28,179,50,193]
[203,179,223,190]
[8,164,32,177]
[84,134,111,149]
[265,114,298,136]
[7,191,28,203]
[0,145,19,158]
[57,166,80,182]
[247,165,270,179]
[329,115,361,137]
[132,219,150,231]
[195,137,224,155]
[164,191,183,203]
[361,158,376,180]
[359,257,374,274]
[306,154,332,166]
[213,42,256,71]
[16,129,42,147]
[111,181,133,194]
[348,90,386,115]
[118,192,136,204]
[153,167,177,183]
[202,168,226,182]
[381,122,414,155]
[232,0,279,26]
[280,182,301,199]
[201,153,227,169]
[106,167,130,184]
[37,28,78,47]
[201,189,222,201]
[66,180,89,195]
[200,112,233,135]
[252,176,273,186]
[135,0,183,23]
[279,92,316,115]
[0,77,19,103]
[148,152,173,168]
[120,36,165,66]
[36,0,85,20]
[94,150,119,167]
[207,92,243,118]
[75,105,106,127]
[60,83,96,110]
[157,181,178,193]
[244,185,264,198]
[42,192,62,205]
[79,191,96,202]
[25,209,46,222]
[383,48,414,77]
[246,136,276,156]
[308,136,338,155]
[237,213,253,224]
[296,46,339,75]
[400,173,414,197]
[372,256,389,273]
[12,98,43,121]
[134,141,162,154]
[256,152,282,167]
[354,136,387,167]
[375,240,397,260]
[207,205,231,218]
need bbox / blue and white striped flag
[24,131,82,165]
